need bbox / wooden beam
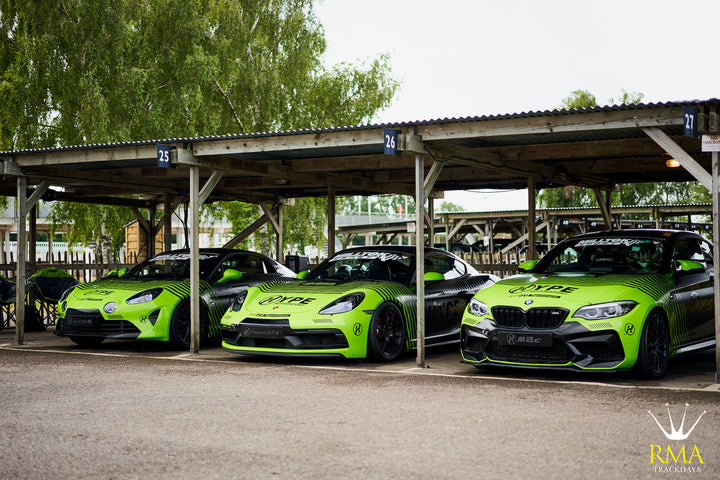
[223,215,269,249]
[199,170,224,206]
[428,143,612,190]
[643,127,711,189]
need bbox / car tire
[367,302,406,362]
[69,336,105,347]
[633,310,669,379]
[169,299,209,349]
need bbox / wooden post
[189,166,200,354]
[328,186,336,257]
[528,177,537,260]
[164,195,173,252]
[15,177,26,345]
[712,150,720,383]
[29,205,36,272]
[415,153,426,368]
[276,204,284,263]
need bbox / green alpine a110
[221,246,498,361]
[55,248,296,348]
[460,230,715,378]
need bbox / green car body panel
[54,248,296,348]
[222,280,418,358]
[460,230,715,377]
[221,246,497,360]
[57,278,221,342]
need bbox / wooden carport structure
[1,99,719,378]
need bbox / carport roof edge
[2,98,717,155]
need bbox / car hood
[240,280,403,315]
[476,272,674,308]
[66,278,193,305]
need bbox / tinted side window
[224,254,266,275]
[425,253,465,280]
[672,238,707,270]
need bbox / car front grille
[222,319,349,350]
[57,309,141,337]
[492,306,568,329]
[488,342,573,364]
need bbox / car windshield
[537,237,665,274]
[306,250,413,283]
[125,252,221,280]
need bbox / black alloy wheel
[367,302,406,362]
[633,310,670,379]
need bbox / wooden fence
[0,250,141,282]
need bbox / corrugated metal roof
[2,99,716,155]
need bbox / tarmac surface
[1,329,719,479]
[2,328,719,392]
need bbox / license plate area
[239,324,283,338]
[497,331,553,347]
[65,317,98,328]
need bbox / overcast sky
[314,0,720,210]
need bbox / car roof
[153,248,263,257]
[333,245,449,256]
[565,229,707,242]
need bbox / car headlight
[573,301,637,320]
[58,286,76,303]
[467,298,490,317]
[230,290,248,312]
[126,288,163,305]
[319,293,365,315]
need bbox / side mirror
[102,267,127,279]
[424,271,444,282]
[296,270,309,280]
[675,259,705,274]
[517,260,538,273]
[217,268,243,285]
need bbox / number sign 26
[383,128,401,156]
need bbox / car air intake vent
[491,306,568,329]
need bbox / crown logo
[648,403,706,441]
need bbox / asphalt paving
[1,329,719,479]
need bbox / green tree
[561,89,597,109]
[540,89,703,212]
[1,0,398,255]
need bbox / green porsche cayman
[221,246,498,361]
[54,248,296,348]
[460,229,715,378]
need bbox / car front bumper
[460,318,631,371]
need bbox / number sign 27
[683,106,699,138]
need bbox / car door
[669,236,715,344]
[423,252,474,340]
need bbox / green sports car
[460,230,715,378]
[221,246,498,361]
[54,248,296,348]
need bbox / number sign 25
[157,144,174,168]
